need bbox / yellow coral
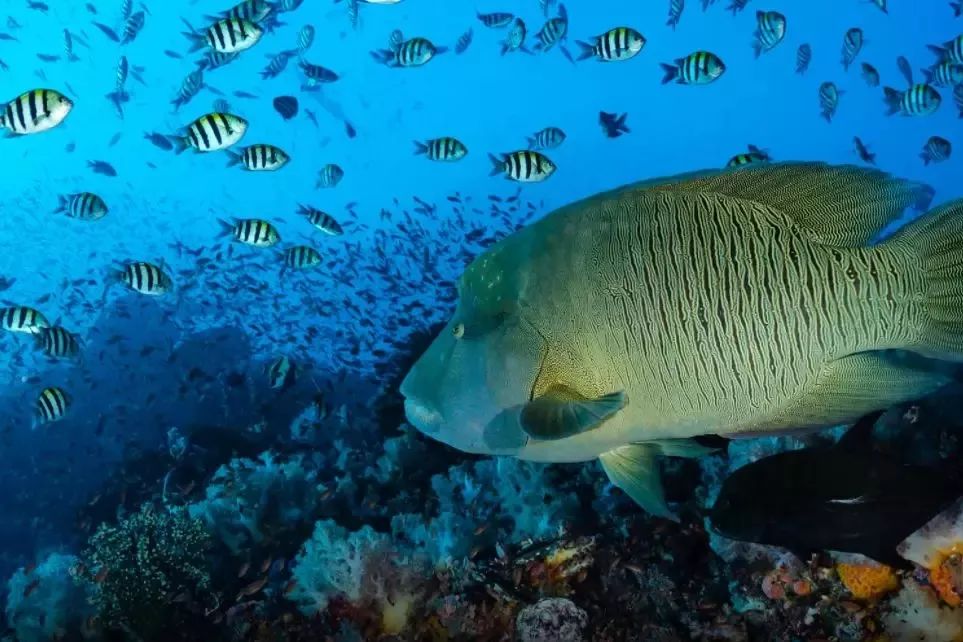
[836,562,899,600]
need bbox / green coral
[82,503,213,638]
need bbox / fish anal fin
[520,384,626,440]
[730,351,949,437]
[599,444,677,521]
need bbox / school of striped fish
[0,0,958,546]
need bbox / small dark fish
[709,411,963,566]
[233,90,258,99]
[93,22,120,42]
[0,33,18,41]
[853,136,876,164]
[86,2,97,13]
[599,111,629,138]
[65,142,76,152]
[455,28,473,54]
[897,55,914,86]
[27,1,49,13]
[88,160,117,176]
[163,50,183,59]
[796,43,812,74]
[861,62,880,87]
[344,121,356,138]
[273,95,298,119]
[921,135,952,165]
[36,53,60,62]
[108,132,122,147]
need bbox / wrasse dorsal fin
[639,162,931,247]
[520,385,625,440]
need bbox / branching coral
[187,450,325,553]
[287,519,428,635]
[4,553,94,642]
[82,503,213,638]
[391,457,580,568]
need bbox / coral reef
[81,504,213,639]
[4,553,93,642]
[187,451,325,553]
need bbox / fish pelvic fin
[599,444,677,521]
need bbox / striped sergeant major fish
[218,218,281,247]
[928,34,963,65]
[266,356,296,390]
[197,50,240,71]
[501,18,529,55]
[414,137,468,162]
[534,3,568,52]
[34,387,70,428]
[371,35,447,67]
[35,326,80,359]
[172,69,204,110]
[261,50,297,80]
[841,28,863,71]
[55,192,107,220]
[661,50,726,84]
[108,261,173,295]
[726,144,771,168]
[282,246,323,270]
[527,126,566,150]
[226,144,290,171]
[922,61,963,87]
[297,25,315,52]
[299,60,339,88]
[819,81,842,122]
[173,112,248,153]
[796,43,812,74]
[576,27,645,62]
[63,29,79,62]
[0,306,49,334]
[921,136,952,165]
[206,0,274,24]
[121,10,145,44]
[105,56,129,117]
[666,0,684,30]
[883,84,942,117]
[298,205,344,235]
[477,11,514,28]
[316,163,344,188]
[185,17,262,54]
[489,150,556,183]
[861,62,880,87]
[753,10,786,58]
[0,89,72,135]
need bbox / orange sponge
[836,562,899,600]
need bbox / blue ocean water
[1,0,962,639]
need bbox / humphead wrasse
[401,163,963,519]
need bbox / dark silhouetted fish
[88,160,117,176]
[599,111,629,138]
[709,411,962,566]
[273,95,298,119]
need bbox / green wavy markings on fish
[401,162,963,521]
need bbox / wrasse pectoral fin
[520,385,626,440]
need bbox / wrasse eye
[452,323,465,339]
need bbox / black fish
[344,120,356,138]
[273,95,298,120]
[163,50,183,59]
[599,111,629,138]
[896,55,914,86]
[709,411,962,566]
[455,28,473,54]
[145,132,174,151]
[233,90,258,99]
[36,53,60,62]
[93,22,120,42]
[88,160,117,177]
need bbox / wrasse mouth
[403,398,443,434]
